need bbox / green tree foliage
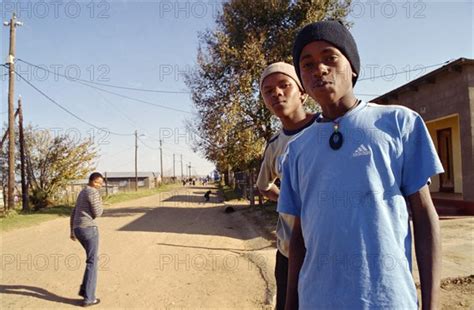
[1,126,98,210]
[186,0,351,174]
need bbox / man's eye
[302,62,314,70]
[326,55,338,62]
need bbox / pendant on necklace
[329,123,343,150]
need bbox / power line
[357,61,450,82]
[356,93,382,97]
[100,145,135,160]
[161,140,194,152]
[73,80,194,114]
[11,67,134,137]
[15,59,451,113]
[16,59,194,114]
[17,59,192,94]
[138,137,160,150]
[89,86,137,128]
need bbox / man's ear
[300,92,308,104]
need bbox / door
[437,128,454,192]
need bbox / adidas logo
[352,145,371,157]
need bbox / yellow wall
[426,114,463,193]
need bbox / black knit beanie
[292,20,360,87]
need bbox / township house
[373,58,474,215]
[61,172,161,203]
[103,172,161,190]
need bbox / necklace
[320,99,361,150]
[329,122,343,150]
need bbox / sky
[1,0,472,177]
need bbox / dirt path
[0,186,276,309]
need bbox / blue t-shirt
[277,101,444,309]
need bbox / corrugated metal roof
[373,58,473,103]
[103,172,160,178]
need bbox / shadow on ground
[117,194,260,240]
[0,285,81,306]
[102,206,155,218]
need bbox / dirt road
[0,186,276,309]
[1,185,472,309]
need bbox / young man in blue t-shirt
[278,21,443,309]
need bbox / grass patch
[0,183,182,232]
[240,199,279,239]
[0,204,73,232]
[247,199,279,222]
[217,183,278,219]
[218,184,244,201]
[103,183,181,205]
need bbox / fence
[231,169,263,206]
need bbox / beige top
[256,116,317,257]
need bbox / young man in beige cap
[256,62,317,310]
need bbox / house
[373,58,474,215]
[103,172,161,191]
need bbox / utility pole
[159,139,163,181]
[134,130,138,191]
[104,171,108,197]
[180,154,183,180]
[18,96,29,211]
[4,13,22,211]
[173,153,176,180]
[188,162,191,178]
[5,16,15,211]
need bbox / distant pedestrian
[204,190,211,202]
[70,172,104,307]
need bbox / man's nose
[313,62,329,77]
[271,87,283,97]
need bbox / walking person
[204,190,212,202]
[256,62,317,310]
[70,172,104,307]
[279,20,444,309]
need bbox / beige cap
[259,62,303,93]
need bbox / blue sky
[1,0,472,176]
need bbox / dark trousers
[275,250,289,310]
[74,226,99,303]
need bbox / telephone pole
[18,97,29,211]
[180,154,183,180]
[173,153,176,180]
[4,13,23,211]
[159,139,164,181]
[134,130,138,191]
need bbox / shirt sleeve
[88,189,103,218]
[400,113,444,196]
[69,207,76,234]
[277,146,302,216]
[256,146,277,191]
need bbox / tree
[1,126,98,210]
[186,0,351,179]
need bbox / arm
[259,183,280,202]
[408,185,441,310]
[88,189,104,218]
[285,216,305,310]
[256,142,280,202]
[69,207,76,241]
